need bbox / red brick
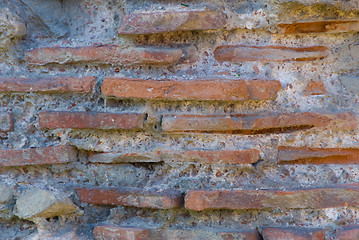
[184,186,359,211]
[38,111,145,130]
[76,187,182,209]
[278,20,359,34]
[304,81,327,96]
[89,149,259,165]
[93,225,149,240]
[0,77,96,93]
[214,45,328,62]
[0,145,76,167]
[278,146,359,164]
[25,45,184,66]
[101,78,281,101]
[0,112,13,133]
[262,228,325,240]
[118,10,227,34]
[162,112,357,134]
[335,226,359,240]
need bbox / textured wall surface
[0,0,359,239]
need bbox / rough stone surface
[1,0,359,238]
[0,112,13,133]
[15,188,79,221]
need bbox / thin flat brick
[93,225,149,240]
[214,45,328,62]
[89,151,161,164]
[76,187,183,209]
[0,112,13,133]
[278,146,359,165]
[161,149,260,164]
[278,20,359,34]
[25,45,184,66]
[184,186,359,211]
[0,77,96,93]
[38,111,145,130]
[89,149,260,165]
[0,145,76,167]
[335,226,359,240]
[157,229,261,240]
[101,78,281,101]
[304,81,327,96]
[262,227,325,240]
[118,10,227,34]
[162,112,357,134]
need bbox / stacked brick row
[0,0,359,239]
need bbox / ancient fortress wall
[0,0,359,239]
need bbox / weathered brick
[335,226,359,240]
[38,111,145,130]
[0,145,76,167]
[262,227,325,240]
[304,81,327,96]
[89,151,161,164]
[26,45,184,66]
[278,146,359,164]
[76,187,182,209]
[93,225,149,240]
[184,186,359,211]
[157,228,261,240]
[278,20,359,34]
[214,45,328,62]
[89,149,259,165]
[0,77,96,93]
[162,112,357,134]
[0,112,13,133]
[118,10,227,34]
[101,78,281,101]
[162,149,260,164]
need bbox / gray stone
[0,183,14,203]
[349,44,359,61]
[340,75,359,94]
[15,188,79,221]
[0,8,26,50]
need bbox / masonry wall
[0,0,359,239]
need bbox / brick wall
[0,0,359,239]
